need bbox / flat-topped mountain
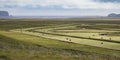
[108,13,120,17]
[0,11,9,17]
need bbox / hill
[0,11,9,18]
[108,13,120,17]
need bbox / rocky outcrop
[108,13,120,17]
[0,11,9,17]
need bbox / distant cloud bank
[0,0,120,16]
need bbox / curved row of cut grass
[33,26,120,43]
[12,25,120,50]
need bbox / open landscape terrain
[0,18,120,60]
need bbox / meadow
[0,18,120,60]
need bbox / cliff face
[108,13,120,17]
[0,11,9,17]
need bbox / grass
[107,32,120,36]
[46,24,120,42]
[0,32,89,60]
[76,24,120,30]
[0,31,120,60]
[24,25,120,50]
[0,18,120,60]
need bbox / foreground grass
[0,34,81,60]
[0,19,120,60]
[0,31,120,60]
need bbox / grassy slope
[0,32,83,60]
[26,26,119,50]
[0,31,120,60]
[0,19,120,60]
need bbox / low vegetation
[0,18,120,60]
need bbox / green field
[0,18,120,60]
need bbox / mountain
[0,11,9,18]
[108,13,120,17]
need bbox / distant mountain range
[0,11,120,18]
[0,11,9,16]
[0,11,9,18]
[108,13,120,17]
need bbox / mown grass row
[28,30,120,44]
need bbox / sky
[0,0,120,16]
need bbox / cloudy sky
[0,0,120,16]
